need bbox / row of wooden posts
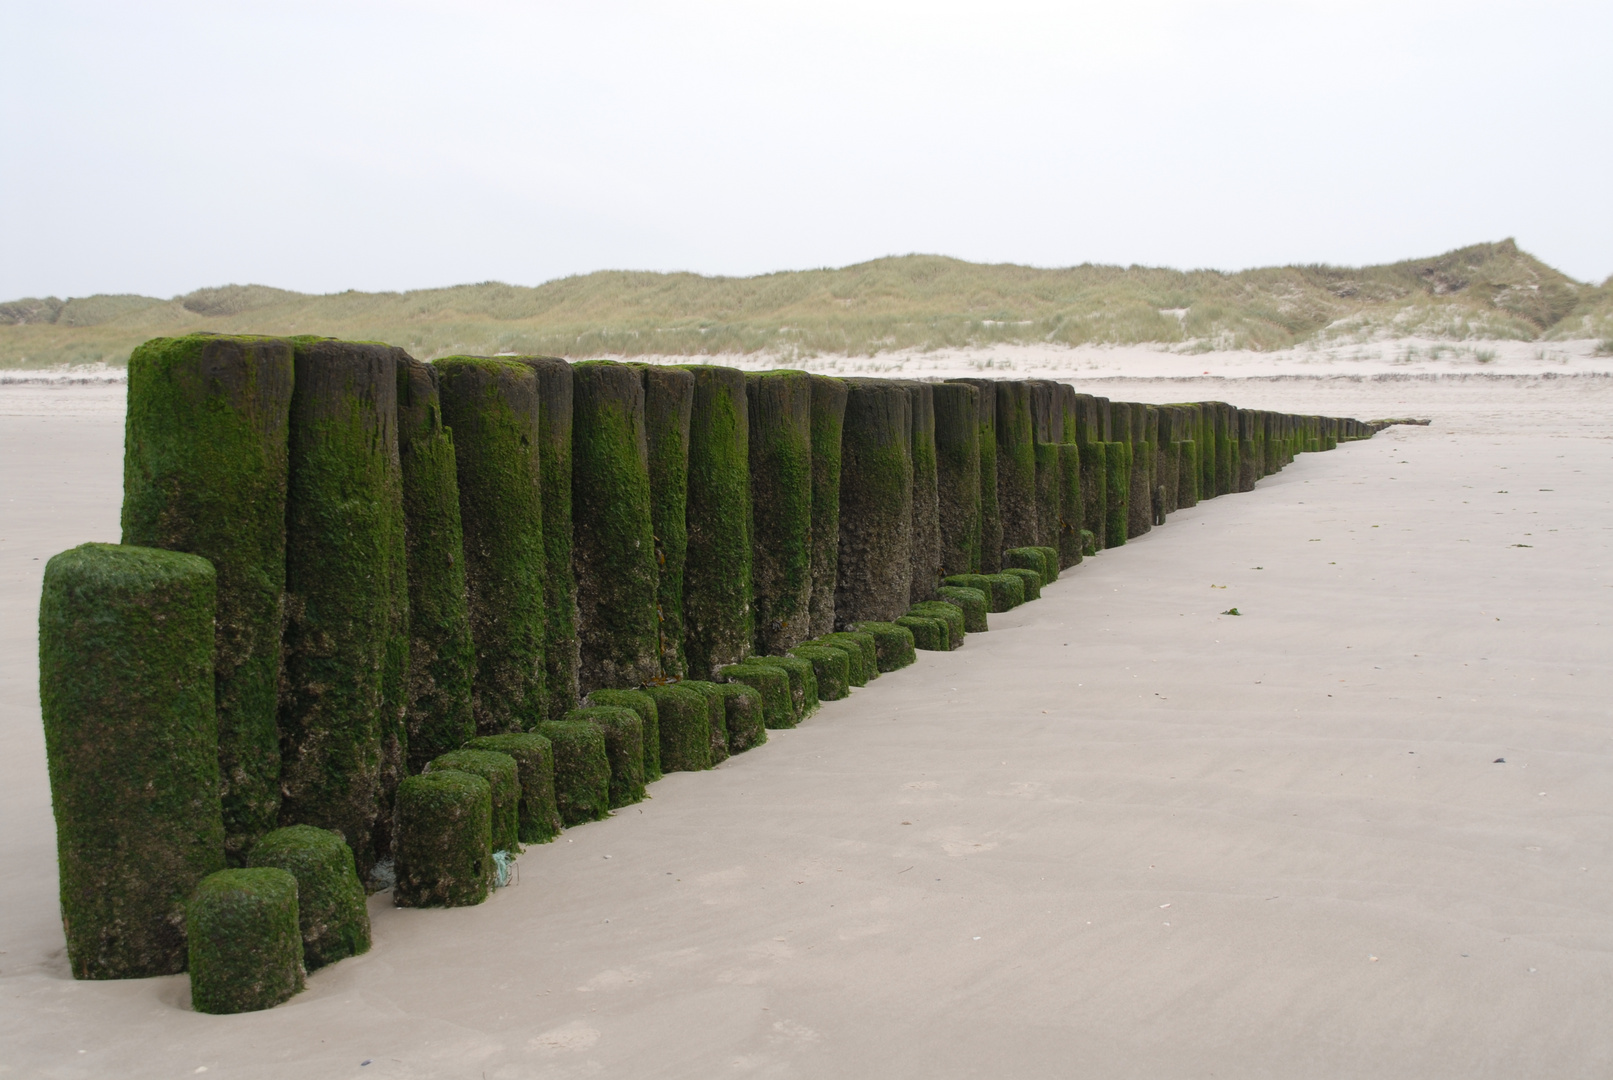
[40,332,1371,990]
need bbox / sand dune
[0,370,1608,1077]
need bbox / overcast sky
[2,0,1608,300]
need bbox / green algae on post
[1125,405,1154,541]
[835,379,913,625]
[896,614,948,652]
[1104,440,1131,547]
[642,684,712,772]
[808,375,849,637]
[947,379,1000,571]
[1177,438,1199,507]
[747,370,814,655]
[563,707,646,808]
[245,825,370,972]
[789,643,851,701]
[121,333,292,864]
[519,357,581,717]
[1004,547,1047,583]
[187,868,304,1014]
[571,361,661,693]
[719,662,794,729]
[272,342,401,867]
[393,770,494,908]
[1031,379,1063,550]
[682,365,754,677]
[943,572,1022,614]
[533,720,611,825]
[464,733,561,845]
[1002,567,1042,601]
[936,585,989,633]
[676,681,731,765]
[641,365,695,679]
[40,543,224,979]
[910,600,966,647]
[933,382,981,577]
[584,688,661,782]
[908,382,941,604]
[748,654,819,721]
[994,380,1037,551]
[982,573,1025,610]
[716,683,767,754]
[1079,439,1107,550]
[1057,444,1083,568]
[852,621,916,672]
[426,749,522,854]
[280,340,411,872]
[396,356,476,773]
[434,356,546,734]
[812,632,874,686]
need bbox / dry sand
[1,369,1609,1078]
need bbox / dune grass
[1,240,1602,370]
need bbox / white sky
[2,0,1609,299]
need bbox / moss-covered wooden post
[717,683,767,753]
[533,719,611,824]
[245,824,370,971]
[187,868,304,1013]
[642,684,710,773]
[907,381,941,604]
[1126,403,1154,539]
[642,364,694,678]
[1178,437,1200,507]
[396,357,476,773]
[1057,442,1083,568]
[121,333,292,864]
[1173,403,1201,509]
[464,732,563,844]
[1029,380,1062,550]
[40,543,225,979]
[678,681,732,762]
[435,357,547,734]
[565,706,647,808]
[808,375,848,638]
[1080,440,1107,549]
[682,365,753,678]
[585,688,661,781]
[1214,402,1235,497]
[748,370,814,655]
[1237,407,1259,492]
[1200,402,1219,498]
[279,340,408,877]
[1104,440,1131,546]
[951,379,1002,566]
[1054,383,1082,566]
[571,361,661,692]
[994,380,1037,552]
[933,382,980,577]
[948,378,1000,572]
[1156,407,1179,514]
[834,379,913,626]
[426,749,522,854]
[520,357,580,718]
[936,585,988,632]
[392,770,493,907]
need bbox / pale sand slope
[0,376,1609,1078]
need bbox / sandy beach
[1,368,1609,1078]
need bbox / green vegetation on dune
[4,241,1604,369]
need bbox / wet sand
[1,375,1609,1078]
